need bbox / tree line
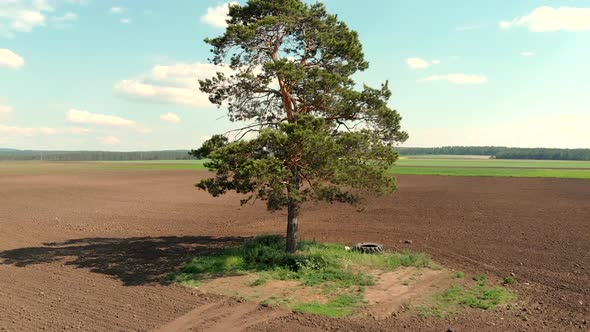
[397,146,590,161]
[0,150,194,161]
[1,146,589,161]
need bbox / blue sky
[1,0,589,151]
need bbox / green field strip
[396,159,590,169]
[2,160,590,179]
[389,166,590,179]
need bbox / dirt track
[0,166,589,331]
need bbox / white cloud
[99,135,120,145]
[0,104,14,113]
[68,109,136,127]
[0,48,25,69]
[200,2,237,28]
[70,127,92,134]
[67,109,152,133]
[160,112,181,123]
[431,59,441,65]
[32,0,53,12]
[500,6,590,32]
[120,18,131,24]
[8,10,46,32]
[521,51,535,57]
[110,7,124,14]
[406,57,430,69]
[0,0,85,36]
[419,74,488,85]
[0,124,57,136]
[52,11,77,23]
[115,62,234,107]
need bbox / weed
[293,294,362,318]
[459,285,514,309]
[261,296,292,307]
[167,272,202,287]
[503,276,517,285]
[249,276,268,287]
[416,304,456,318]
[473,274,488,286]
[183,255,246,275]
[297,268,375,287]
[473,274,487,282]
[452,271,465,279]
[419,282,515,317]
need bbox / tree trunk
[286,164,301,254]
[286,199,300,253]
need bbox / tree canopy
[192,0,408,252]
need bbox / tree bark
[286,165,301,253]
[286,199,300,253]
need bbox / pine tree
[193,0,408,253]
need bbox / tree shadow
[0,236,248,286]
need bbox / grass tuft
[249,276,269,287]
[293,294,363,318]
[418,282,515,317]
[183,255,246,275]
[503,276,517,285]
[457,285,514,309]
[473,274,488,286]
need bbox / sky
[1,0,590,151]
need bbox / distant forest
[396,147,590,161]
[0,149,194,161]
[1,146,589,161]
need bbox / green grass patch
[454,284,514,310]
[4,160,590,179]
[171,235,434,317]
[503,276,517,285]
[418,281,515,318]
[91,161,590,178]
[293,294,363,318]
[166,272,203,287]
[473,274,487,283]
[451,271,465,279]
[183,255,247,275]
[260,296,293,308]
[249,276,269,287]
[389,166,590,179]
[392,157,590,179]
[397,158,590,169]
[173,236,433,289]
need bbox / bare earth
[0,165,589,331]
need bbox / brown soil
[0,165,589,331]
[195,266,449,321]
[153,298,288,332]
[363,268,452,319]
[200,276,329,305]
